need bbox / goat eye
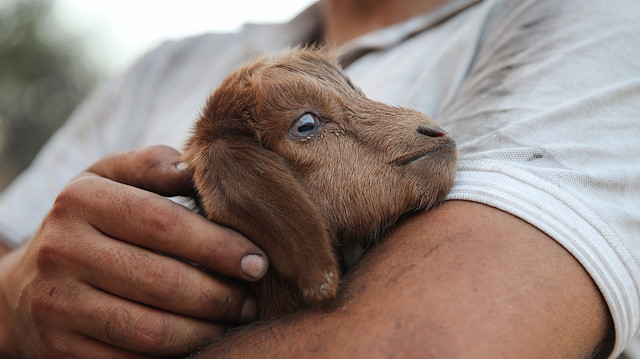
[290,113,319,138]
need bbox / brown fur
[182,47,458,318]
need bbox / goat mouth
[391,142,457,166]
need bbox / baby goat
[182,48,458,318]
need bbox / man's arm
[194,200,613,358]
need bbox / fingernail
[241,254,266,280]
[175,161,189,172]
[241,297,258,321]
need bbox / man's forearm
[191,201,612,358]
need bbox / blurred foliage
[0,0,101,189]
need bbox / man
[1,0,638,357]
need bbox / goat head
[183,47,458,318]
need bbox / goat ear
[183,134,340,306]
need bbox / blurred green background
[0,0,102,190]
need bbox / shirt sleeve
[0,78,120,247]
[0,30,253,247]
[0,39,197,247]
[440,0,640,356]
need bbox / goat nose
[417,126,449,138]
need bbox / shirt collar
[336,0,483,66]
[242,0,483,64]
[241,3,323,55]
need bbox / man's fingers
[56,174,268,282]
[81,145,194,197]
[24,256,225,357]
[74,234,258,322]
[63,286,225,356]
[70,144,269,281]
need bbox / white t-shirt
[1,0,638,356]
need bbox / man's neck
[321,0,451,46]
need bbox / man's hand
[0,146,268,358]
